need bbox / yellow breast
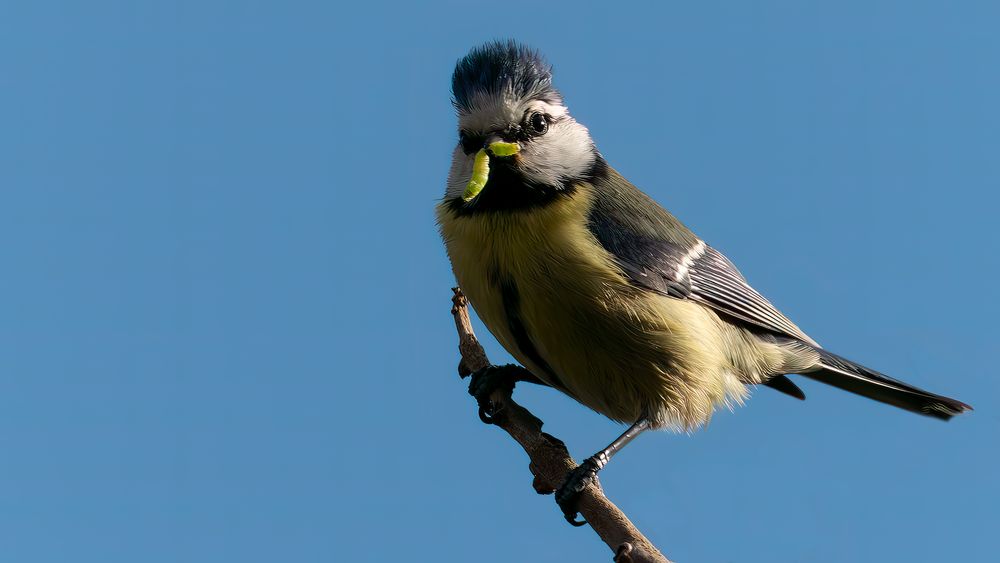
[436,186,746,429]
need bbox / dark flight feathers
[806,348,971,420]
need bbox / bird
[436,40,971,526]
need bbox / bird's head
[445,41,601,213]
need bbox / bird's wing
[587,168,818,346]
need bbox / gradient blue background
[2,1,997,561]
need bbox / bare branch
[450,288,672,563]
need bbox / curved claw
[555,458,600,527]
[478,405,496,425]
[468,364,525,425]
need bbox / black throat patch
[448,155,608,216]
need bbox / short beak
[462,141,521,202]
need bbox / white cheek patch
[518,116,595,187]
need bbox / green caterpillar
[462,142,520,202]
[463,148,490,202]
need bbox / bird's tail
[797,348,972,420]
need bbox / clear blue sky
[2,1,997,562]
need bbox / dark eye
[527,112,548,136]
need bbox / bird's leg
[555,419,651,526]
[466,364,547,424]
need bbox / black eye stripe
[459,132,485,155]
[458,112,550,153]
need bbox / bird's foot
[554,457,602,526]
[467,364,532,424]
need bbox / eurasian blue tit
[436,40,971,525]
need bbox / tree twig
[450,287,672,563]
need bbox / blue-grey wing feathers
[587,167,818,346]
[688,245,819,346]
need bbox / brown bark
[450,288,672,563]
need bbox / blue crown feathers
[452,40,561,112]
